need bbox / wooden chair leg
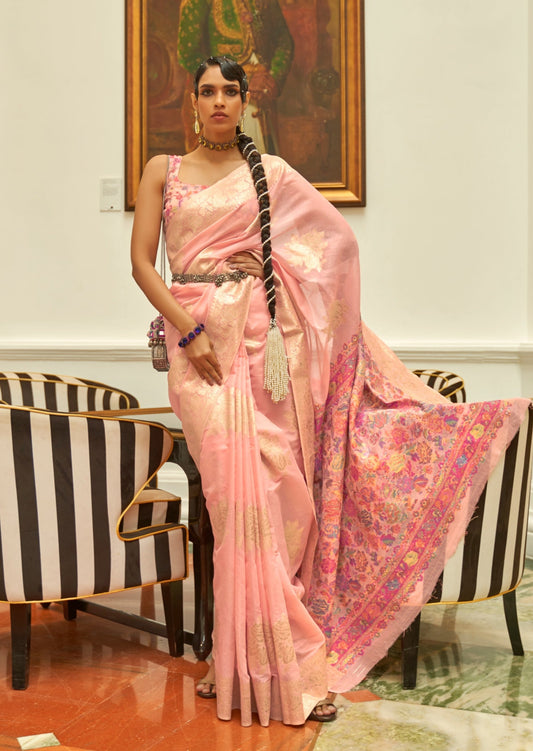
[191,511,214,660]
[402,612,421,689]
[161,580,184,657]
[10,603,32,690]
[503,589,524,656]
[63,600,78,621]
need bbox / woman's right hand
[131,156,223,387]
[183,331,223,386]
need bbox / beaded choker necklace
[198,133,238,151]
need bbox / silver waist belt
[171,270,249,287]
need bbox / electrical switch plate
[100,178,122,211]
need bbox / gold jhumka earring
[239,113,246,132]
[194,110,200,135]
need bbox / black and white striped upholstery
[0,403,188,688]
[412,369,467,403]
[0,371,139,412]
[401,372,533,688]
[0,372,174,537]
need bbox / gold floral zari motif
[247,616,296,669]
[235,506,273,551]
[285,230,327,272]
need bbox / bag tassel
[264,317,290,402]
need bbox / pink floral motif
[163,156,207,226]
[309,329,519,685]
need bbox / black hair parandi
[236,131,289,402]
[237,133,275,321]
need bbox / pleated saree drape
[162,154,529,725]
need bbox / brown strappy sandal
[196,664,216,699]
[308,699,338,723]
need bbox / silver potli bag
[147,314,170,372]
[147,207,170,372]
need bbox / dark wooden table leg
[190,492,214,660]
[168,434,214,661]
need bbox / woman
[131,56,529,727]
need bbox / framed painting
[125,0,365,209]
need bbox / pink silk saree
[163,154,529,726]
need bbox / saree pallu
[163,154,529,725]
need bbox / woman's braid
[237,134,275,321]
[236,133,289,402]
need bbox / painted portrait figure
[127,1,364,208]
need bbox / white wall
[358,2,528,341]
[0,0,168,404]
[1,1,533,550]
[1,0,531,402]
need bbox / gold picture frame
[125,0,365,208]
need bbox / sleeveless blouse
[163,155,207,228]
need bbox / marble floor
[0,561,532,750]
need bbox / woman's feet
[196,664,336,722]
[196,663,216,699]
[309,693,337,723]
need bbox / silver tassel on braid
[241,138,290,402]
[264,318,290,402]
[263,265,290,402]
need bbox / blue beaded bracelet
[178,323,205,348]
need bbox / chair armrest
[120,488,182,534]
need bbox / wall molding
[394,342,533,364]
[0,342,151,362]
[1,340,533,363]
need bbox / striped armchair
[402,370,533,688]
[0,403,188,689]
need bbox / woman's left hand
[228,252,264,280]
